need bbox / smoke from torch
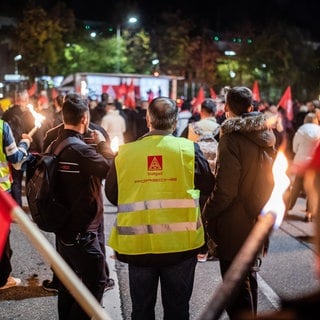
[27,104,46,136]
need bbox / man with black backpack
[41,94,114,319]
[36,99,115,294]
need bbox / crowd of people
[0,86,319,319]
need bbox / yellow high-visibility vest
[0,120,12,191]
[108,135,204,255]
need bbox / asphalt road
[0,194,318,320]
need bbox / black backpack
[26,137,85,233]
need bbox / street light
[116,16,138,73]
[14,54,22,75]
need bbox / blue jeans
[128,255,197,320]
[11,167,24,206]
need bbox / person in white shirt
[286,112,320,221]
[100,97,126,150]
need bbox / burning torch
[12,104,46,170]
[27,104,46,137]
[199,150,291,320]
[111,136,120,154]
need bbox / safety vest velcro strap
[116,218,203,235]
[0,174,10,183]
[118,198,199,213]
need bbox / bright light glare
[27,104,45,128]
[128,17,137,24]
[261,151,290,228]
[111,136,120,153]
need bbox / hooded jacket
[203,112,276,261]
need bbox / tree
[124,29,154,74]
[12,3,75,80]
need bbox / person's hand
[91,129,106,144]
[22,133,33,143]
[21,133,33,149]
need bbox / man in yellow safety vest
[105,97,214,319]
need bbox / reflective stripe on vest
[116,217,203,235]
[109,135,204,255]
[118,198,199,212]
[0,120,11,191]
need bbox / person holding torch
[0,119,32,289]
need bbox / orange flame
[27,104,45,128]
[260,150,290,228]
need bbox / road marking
[257,274,281,309]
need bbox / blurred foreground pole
[199,212,276,320]
[0,190,112,320]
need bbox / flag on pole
[27,83,37,97]
[210,87,217,99]
[252,80,260,102]
[51,88,59,100]
[0,190,14,257]
[117,82,127,101]
[192,86,205,114]
[278,86,293,121]
[125,79,136,109]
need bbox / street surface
[0,192,318,319]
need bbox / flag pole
[0,190,112,320]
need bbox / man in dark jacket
[39,107,114,294]
[105,97,214,319]
[203,86,276,319]
[51,94,114,319]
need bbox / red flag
[252,80,260,102]
[278,86,293,121]
[27,83,37,97]
[210,88,217,99]
[125,79,136,109]
[192,87,205,113]
[0,190,15,257]
[51,88,59,100]
[117,82,127,100]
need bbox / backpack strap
[52,137,86,156]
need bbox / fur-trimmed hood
[220,111,276,148]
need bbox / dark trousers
[56,231,107,320]
[51,221,110,288]
[128,255,197,320]
[0,235,12,286]
[219,259,258,319]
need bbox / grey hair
[148,97,178,130]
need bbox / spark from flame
[111,136,120,153]
[261,150,291,229]
[27,104,45,128]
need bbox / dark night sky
[69,0,320,41]
[1,0,320,41]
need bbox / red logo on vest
[147,155,162,171]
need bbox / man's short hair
[226,86,253,116]
[201,98,217,114]
[62,94,89,125]
[148,97,178,130]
